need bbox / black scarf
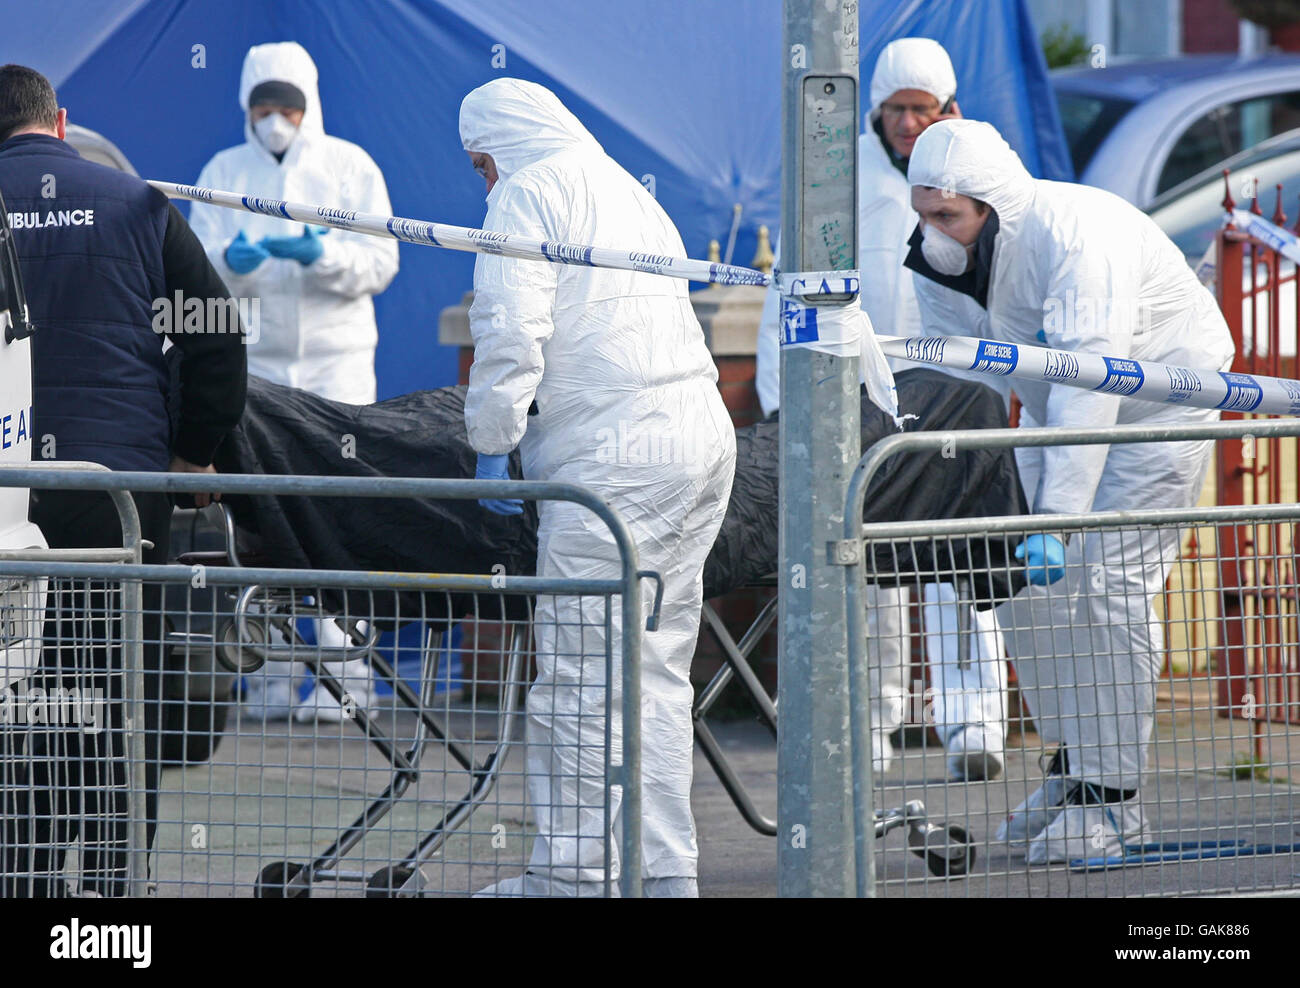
[903,209,1000,309]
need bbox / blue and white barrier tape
[1231,209,1300,266]
[157,180,1296,418]
[151,180,771,289]
[880,333,1300,416]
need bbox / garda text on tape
[879,333,1300,416]
[774,270,861,298]
[776,269,862,354]
[152,180,785,290]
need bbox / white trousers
[867,582,1007,746]
[996,406,1216,791]
[523,390,735,884]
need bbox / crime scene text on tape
[879,333,1299,416]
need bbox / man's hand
[260,226,327,266]
[935,98,963,124]
[1015,533,1066,586]
[225,230,270,274]
[475,452,524,516]
[169,456,220,508]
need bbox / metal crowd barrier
[0,465,649,898]
[844,419,1300,898]
[1,462,147,897]
[693,577,778,836]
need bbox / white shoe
[1025,796,1149,866]
[472,872,614,898]
[995,774,1070,843]
[945,726,1005,781]
[241,674,295,722]
[872,732,895,777]
[293,680,375,724]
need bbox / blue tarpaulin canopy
[0,0,1068,396]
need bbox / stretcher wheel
[366,866,421,898]
[216,617,266,674]
[255,861,309,898]
[916,824,975,878]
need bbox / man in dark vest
[0,64,247,896]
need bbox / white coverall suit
[189,42,399,717]
[908,119,1235,856]
[189,41,399,403]
[460,79,736,895]
[755,38,1008,779]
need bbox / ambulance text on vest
[7,209,95,229]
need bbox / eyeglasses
[880,101,942,119]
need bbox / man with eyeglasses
[757,37,1011,785]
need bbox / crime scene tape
[155,180,1294,419]
[878,333,1300,417]
[1230,209,1300,266]
[150,180,771,289]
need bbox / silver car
[1146,128,1300,358]
[1149,126,1300,259]
[1054,54,1300,208]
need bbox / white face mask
[921,223,973,276]
[253,112,299,154]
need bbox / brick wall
[716,354,763,429]
[1183,0,1241,52]
[1271,22,1300,50]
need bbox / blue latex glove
[260,226,327,266]
[1015,534,1066,586]
[224,230,269,274]
[475,453,523,516]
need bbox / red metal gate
[1212,173,1300,726]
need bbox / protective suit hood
[907,119,1036,234]
[869,37,957,115]
[459,78,603,186]
[239,42,324,151]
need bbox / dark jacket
[0,133,246,470]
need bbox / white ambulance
[0,189,48,687]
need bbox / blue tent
[1,0,1068,397]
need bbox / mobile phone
[940,96,954,115]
